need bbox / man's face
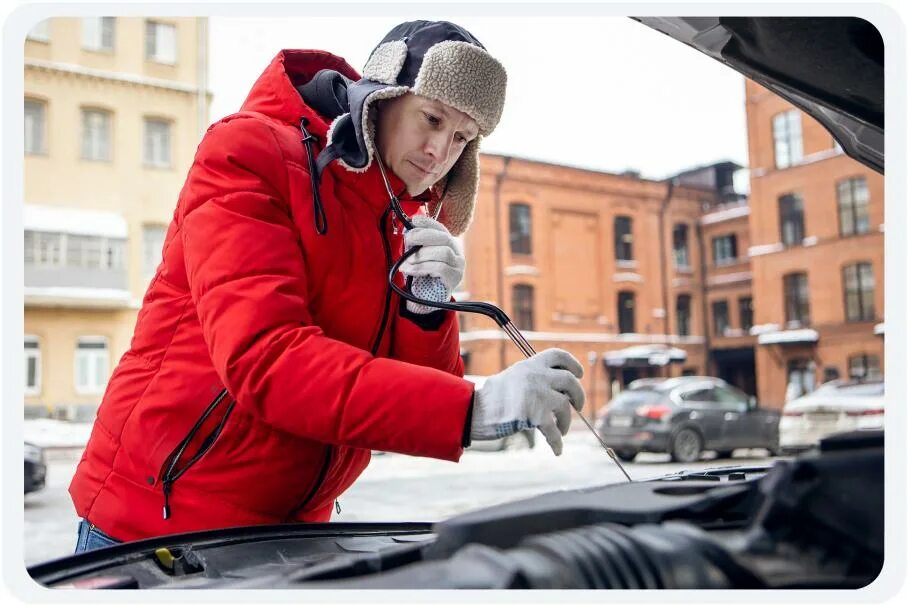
[375,93,479,196]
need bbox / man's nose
[424,131,454,163]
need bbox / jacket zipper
[284,445,333,521]
[160,389,236,520]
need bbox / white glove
[400,215,465,314]
[471,348,585,456]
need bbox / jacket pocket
[158,388,236,520]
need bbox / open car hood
[29,431,882,589]
[633,17,884,173]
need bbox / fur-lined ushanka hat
[319,20,508,236]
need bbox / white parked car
[779,380,884,453]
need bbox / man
[69,20,585,552]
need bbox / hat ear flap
[362,40,408,85]
[436,137,480,236]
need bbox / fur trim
[412,41,507,136]
[362,40,408,85]
[336,86,408,173]
[436,137,481,236]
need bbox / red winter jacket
[68,49,474,542]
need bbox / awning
[604,344,687,367]
[757,329,819,345]
[24,204,128,239]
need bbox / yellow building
[23,17,210,419]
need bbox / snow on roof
[604,344,687,366]
[757,329,819,345]
[24,204,128,239]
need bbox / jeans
[74,519,121,553]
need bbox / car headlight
[24,443,44,464]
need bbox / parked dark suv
[24,441,47,494]
[595,377,781,463]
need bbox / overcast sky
[208,15,749,181]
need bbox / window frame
[508,202,532,256]
[779,193,806,247]
[676,294,691,337]
[837,177,870,237]
[143,117,173,168]
[783,272,811,326]
[711,234,738,266]
[81,17,115,52]
[512,284,535,331]
[145,20,178,65]
[617,290,636,334]
[672,223,690,269]
[24,98,47,155]
[24,336,41,396]
[738,296,754,332]
[80,107,113,162]
[74,336,110,395]
[842,262,875,322]
[772,109,803,169]
[712,299,730,336]
[614,215,634,262]
[848,353,882,381]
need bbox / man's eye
[455,134,468,143]
[423,112,441,126]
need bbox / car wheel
[614,449,637,462]
[671,428,703,463]
[715,450,735,459]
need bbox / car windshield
[607,389,665,410]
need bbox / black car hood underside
[634,17,884,173]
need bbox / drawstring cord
[300,118,328,235]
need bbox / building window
[27,19,50,42]
[614,216,633,262]
[848,354,881,381]
[81,17,115,52]
[837,177,870,236]
[783,272,810,326]
[779,193,805,246]
[512,284,535,331]
[712,300,730,336]
[823,367,840,383]
[145,20,177,64]
[617,291,636,334]
[75,337,109,395]
[143,225,167,278]
[672,224,690,268]
[772,110,803,169]
[509,203,532,255]
[81,108,112,161]
[24,99,47,155]
[681,367,697,377]
[676,294,691,337]
[143,118,172,168]
[65,234,127,271]
[25,336,41,395]
[712,234,738,266]
[24,231,63,267]
[739,296,753,332]
[786,358,816,401]
[843,262,875,322]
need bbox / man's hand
[471,348,585,456]
[400,215,465,314]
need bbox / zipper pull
[391,214,400,236]
[162,481,172,520]
[335,500,342,515]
